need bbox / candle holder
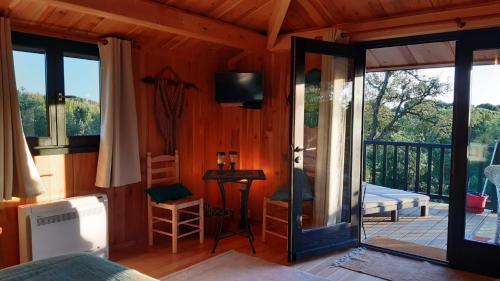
[229,151,238,171]
[217,152,226,170]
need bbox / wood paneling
[145,50,292,225]
[0,25,292,268]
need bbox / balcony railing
[363,140,499,209]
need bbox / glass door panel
[449,34,500,278]
[289,37,364,261]
[465,49,500,245]
[301,52,353,230]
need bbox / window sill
[30,144,99,156]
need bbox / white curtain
[95,37,141,188]
[0,17,44,200]
[313,29,351,226]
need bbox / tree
[17,87,48,137]
[17,89,100,137]
[364,70,451,140]
[65,97,100,136]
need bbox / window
[64,56,100,136]
[12,32,100,154]
[13,50,48,137]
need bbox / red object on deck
[466,193,488,213]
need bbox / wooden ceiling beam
[272,27,329,51]
[208,0,244,19]
[0,0,19,13]
[272,1,500,51]
[266,0,291,49]
[37,0,266,50]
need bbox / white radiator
[18,194,108,263]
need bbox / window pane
[13,50,48,137]
[465,49,500,245]
[64,56,100,136]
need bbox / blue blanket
[0,253,157,281]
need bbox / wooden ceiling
[366,41,457,71]
[282,0,495,32]
[3,0,500,59]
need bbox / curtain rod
[98,37,140,48]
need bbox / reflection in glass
[465,49,500,245]
[302,53,353,229]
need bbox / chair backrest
[485,165,500,188]
[147,150,180,188]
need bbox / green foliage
[364,70,452,141]
[470,107,500,144]
[364,70,500,145]
[17,88,100,138]
[17,88,48,137]
[65,97,100,136]
[363,69,499,200]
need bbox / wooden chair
[262,197,288,243]
[147,151,204,253]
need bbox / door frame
[287,27,500,276]
[353,27,500,277]
[288,36,365,261]
[448,31,500,278]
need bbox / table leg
[212,180,227,254]
[241,181,256,253]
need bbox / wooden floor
[111,225,379,281]
[110,222,496,281]
[363,202,498,257]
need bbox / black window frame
[12,32,100,155]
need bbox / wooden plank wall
[0,45,292,268]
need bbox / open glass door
[449,32,500,278]
[289,36,365,261]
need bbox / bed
[0,253,157,281]
[362,192,400,220]
[363,183,430,221]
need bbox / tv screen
[215,72,263,104]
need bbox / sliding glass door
[449,32,500,278]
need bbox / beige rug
[161,250,329,281]
[334,248,494,281]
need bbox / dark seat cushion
[271,186,314,202]
[145,183,193,203]
[271,168,314,202]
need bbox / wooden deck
[363,202,498,254]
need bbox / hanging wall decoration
[143,66,197,154]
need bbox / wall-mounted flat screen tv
[215,72,263,108]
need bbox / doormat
[332,247,494,281]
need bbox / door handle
[294,156,301,163]
[293,146,305,152]
[297,215,303,228]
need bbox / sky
[419,66,500,106]
[13,50,100,102]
